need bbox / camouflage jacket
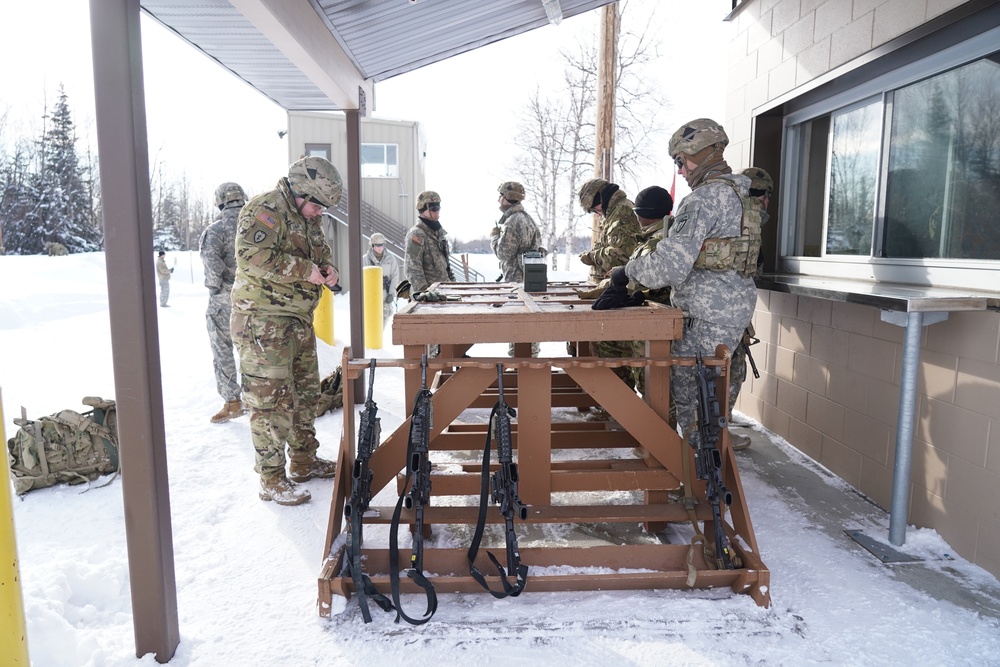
[404,218,454,293]
[626,218,672,305]
[199,206,238,292]
[231,177,336,321]
[155,256,171,281]
[587,190,640,283]
[624,173,756,329]
[491,203,541,282]
[363,246,401,301]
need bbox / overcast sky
[0,0,732,241]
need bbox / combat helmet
[498,181,525,202]
[370,232,386,246]
[214,182,247,211]
[669,118,729,158]
[578,178,609,213]
[416,191,441,212]
[287,156,343,208]
[741,167,774,196]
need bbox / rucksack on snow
[6,397,119,495]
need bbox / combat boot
[288,452,337,483]
[730,432,752,451]
[258,473,311,506]
[210,400,246,424]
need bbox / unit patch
[254,230,267,243]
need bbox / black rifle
[694,353,738,570]
[388,353,438,624]
[468,363,529,598]
[740,328,760,379]
[343,359,393,623]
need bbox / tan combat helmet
[416,191,441,212]
[742,167,774,196]
[288,156,343,208]
[578,178,609,213]
[370,232,386,246]
[498,181,526,202]
[668,118,729,158]
[214,182,247,211]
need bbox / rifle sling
[467,402,528,599]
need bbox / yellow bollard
[0,389,31,665]
[363,266,384,350]
[314,286,335,345]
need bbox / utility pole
[592,2,618,246]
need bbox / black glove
[209,288,220,296]
[170,268,175,274]
[383,276,391,291]
[610,266,628,287]
[591,281,646,310]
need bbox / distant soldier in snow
[200,181,247,424]
[490,181,541,282]
[363,232,400,322]
[45,241,68,256]
[156,250,173,307]
[403,190,454,299]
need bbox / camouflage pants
[728,338,748,420]
[592,339,642,389]
[382,297,394,323]
[206,292,241,402]
[671,318,744,449]
[231,312,321,478]
[159,278,170,306]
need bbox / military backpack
[6,397,119,495]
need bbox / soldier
[155,250,173,307]
[231,156,342,506]
[727,167,774,450]
[578,178,642,389]
[577,178,641,284]
[363,232,401,322]
[404,190,454,298]
[200,181,247,424]
[620,118,762,453]
[491,181,541,282]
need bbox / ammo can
[522,251,547,292]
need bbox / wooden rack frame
[317,283,770,617]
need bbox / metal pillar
[345,109,365,402]
[89,0,179,661]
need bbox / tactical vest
[692,179,763,276]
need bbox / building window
[361,143,398,178]
[305,143,331,160]
[781,41,1000,286]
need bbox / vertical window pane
[827,103,880,256]
[884,53,1000,259]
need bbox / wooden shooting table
[317,281,770,617]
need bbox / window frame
[360,142,399,179]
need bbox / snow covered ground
[2,251,1000,666]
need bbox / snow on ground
[2,251,1000,666]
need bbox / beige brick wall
[737,293,1000,578]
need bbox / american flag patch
[257,211,277,228]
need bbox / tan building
[726,0,1000,577]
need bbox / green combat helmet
[416,190,441,211]
[498,181,525,202]
[742,167,774,196]
[578,178,609,213]
[288,156,343,208]
[214,182,247,210]
[669,118,729,158]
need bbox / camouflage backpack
[6,397,119,495]
[316,366,344,416]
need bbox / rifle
[343,358,393,623]
[694,353,739,570]
[740,328,760,379]
[388,353,438,624]
[468,363,529,597]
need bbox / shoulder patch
[257,211,277,229]
[410,233,423,246]
[253,229,267,244]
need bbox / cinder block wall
[726,0,1000,578]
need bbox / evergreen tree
[0,140,45,255]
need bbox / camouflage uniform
[199,207,241,403]
[491,202,541,282]
[625,217,672,397]
[363,244,401,321]
[625,173,757,444]
[155,254,171,306]
[230,176,335,479]
[404,219,454,293]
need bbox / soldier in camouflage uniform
[621,119,762,452]
[363,232,401,322]
[231,156,343,506]
[200,182,247,424]
[727,167,773,449]
[404,190,454,297]
[156,250,172,307]
[579,178,642,389]
[491,181,541,282]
